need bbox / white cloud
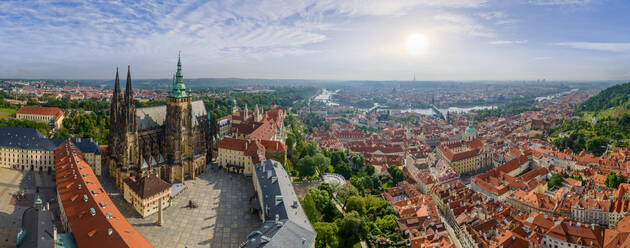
[477,11,506,20]
[553,42,630,52]
[495,19,518,25]
[489,40,528,45]
[0,0,503,79]
[434,14,495,38]
[476,11,517,25]
[530,0,594,5]
[316,0,487,16]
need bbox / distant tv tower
[413,72,416,81]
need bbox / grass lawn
[0,108,17,114]
[582,105,630,121]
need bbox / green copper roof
[168,53,190,98]
[465,126,477,134]
[465,120,476,134]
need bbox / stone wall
[292,179,323,199]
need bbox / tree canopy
[605,172,626,189]
[547,173,564,189]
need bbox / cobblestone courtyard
[0,169,57,248]
[100,167,261,248]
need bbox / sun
[406,34,428,56]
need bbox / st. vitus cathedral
[107,54,210,192]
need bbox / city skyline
[1,0,630,81]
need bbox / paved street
[100,167,261,248]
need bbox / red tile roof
[17,106,63,120]
[218,137,266,164]
[438,140,483,162]
[55,140,152,248]
[260,140,287,152]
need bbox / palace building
[16,105,65,130]
[0,126,101,174]
[107,55,210,192]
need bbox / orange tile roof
[260,140,287,152]
[437,139,483,162]
[218,137,266,164]
[55,140,152,248]
[17,106,63,120]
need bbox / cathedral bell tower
[165,52,194,183]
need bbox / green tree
[364,195,390,218]
[0,118,51,136]
[387,166,404,184]
[330,151,346,167]
[336,185,358,209]
[301,141,320,158]
[54,128,72,139]
[297,156,317,178]
[302,193,318,223]
[334,161,352,179]
[548,173,564,189]
[350,154,365,170]
[308,188,331,210]
[313,153,331,174]
[350,176,374,194]
[375,214,398,233]
[336,211,367,247]
[286,136,295,151]
[586,136,608,156]
[345,196,366,215]
[313,222,339,248]
[365,164,375,176]
[606,172,626,189]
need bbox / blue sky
[0,0,629,81]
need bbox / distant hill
[577,82,630,113]
[550,82,630,155]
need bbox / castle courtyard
[0,169,59,248]
[100,167,261,248]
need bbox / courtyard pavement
[0,168,58,248]
[99,167,261,248]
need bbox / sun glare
[406,34,428,56]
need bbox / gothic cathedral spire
[111,67,121,124]
[125,65,133,104]
[108,68,122,159]
[123,65,136,132]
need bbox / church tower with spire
[108,66,140,191]
[108,68,122,162]
[165,52,194,183]
[107,52,208,192]
[122,66,139,170]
